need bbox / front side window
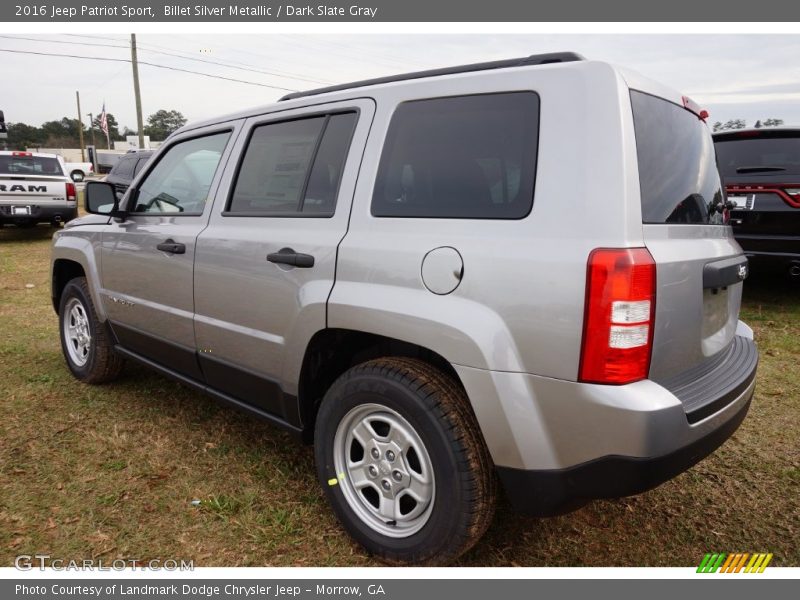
[132,132,230,215]
[371,92,540,219]
[228,112,357,216]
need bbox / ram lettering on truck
[0,151,78,228]
[0,184,49,193]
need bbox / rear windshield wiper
[735,165,787,173]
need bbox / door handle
[156,239,186,254]
[267,247,315,268]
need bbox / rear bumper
[734,233,800,266]
[0,203,77,223]
[454,326,758,517]
[497,394,752,516]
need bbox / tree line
[712,118,784,132]
[4,109,188,149]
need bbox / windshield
[715,136,800,178]
[0,155,64,176]
[630,91,725,225]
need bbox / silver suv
[51,53,758,565]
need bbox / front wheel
[314,357,496,565]
[58,277,124,383]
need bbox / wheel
[71,170,85,182]
[315,357,496,565]
[58,277,124,383]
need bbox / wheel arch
[51,236,105,320]
[297,328,463,442]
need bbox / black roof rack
[279,52,586,102]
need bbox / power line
[0,34,127,49]
[173,34,340,84]
[1,34,329,86]
[0,47,298,92]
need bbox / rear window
[715,135,800,178]
[631,91,725,225]
[371,92,539,219]
[0,155,64,176]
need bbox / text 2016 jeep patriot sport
[51,53,758,564]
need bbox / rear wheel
[70,170,85,182]
[58,277,124,383]
[315,357,496,565]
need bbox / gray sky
[3,34,800,131]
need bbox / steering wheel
[140,192,184,213]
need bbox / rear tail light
[89,164,94,173]
[579,248,656,385]
[66,182,77,203]
[12,151,33,157]
[726,184,800,208]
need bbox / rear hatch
[713,129,800,256]
[0,154,69,213]
[630,91,752,395]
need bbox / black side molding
[703,255,749,289]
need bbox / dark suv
[713,128,800,277]
[104,151,154,197]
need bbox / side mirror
[85,181,123,217]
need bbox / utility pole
[130,33,145,149]
[76,91,85,162]
[87,112,96,147]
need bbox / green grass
[0,224,797,566]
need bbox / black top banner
[3,0,800,22]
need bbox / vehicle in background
[1,151,77,228]
[64,160,94,182]
[713,127,800,278]
[104,150,153,197]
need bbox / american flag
[99,103,110,147]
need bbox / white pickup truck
[0,151,78,228]
[63,160,94,182]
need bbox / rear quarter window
[631,90,725,225]
[371,92,540,219]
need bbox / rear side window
[715,135,800,178]
[134,157,149,175]
[227,112,357,216]
[112,157,135,179]
[372,92,540,219]
[631,91,725,224]
[0,155,63,176]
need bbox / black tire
[58,276,124,383]
[70,170,85,182]
[315,357,496,565]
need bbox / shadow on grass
[0,223,59,243]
